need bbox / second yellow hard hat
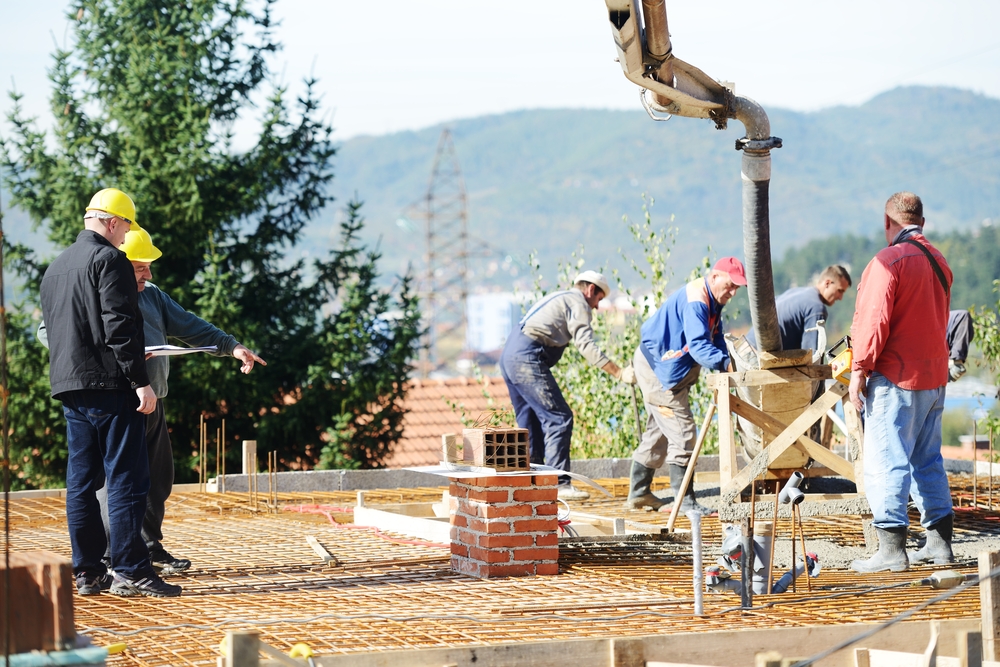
[120,225,162,263]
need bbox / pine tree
[1,0,421,487]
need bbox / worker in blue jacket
[625,257,747,514]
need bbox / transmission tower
[410,129,469,376]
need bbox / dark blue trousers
[499,328,573,484]
[62,390,153,579]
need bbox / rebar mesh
[4,477,987,667]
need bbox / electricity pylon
[408,129,469,376]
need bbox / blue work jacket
[638,277,730,390]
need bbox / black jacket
[40,230,150,397]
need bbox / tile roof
[385,376,512,468]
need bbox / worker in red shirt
[849,192,954,573]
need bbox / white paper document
[145,345,218,357]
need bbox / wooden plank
[568,511,666,535]
[0,550,75,653]
[722,385,851,499]
[353,506,450,544]
[306,536,339,565]
[303,619,980,667]
[958,630,983,667]
[717,385,736,488]
[980,551,1000,662]
[759,348,814,368]
[696,467,840,484]
[843,396,866,493]
[226,631,260,667]
[862,650,958,667]
[610,638,645,667]
[704,365,832,390]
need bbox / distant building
[466,292,521,353]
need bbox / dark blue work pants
[499,328,573,484]
[62,389,153,579]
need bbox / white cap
[574,270,611,298]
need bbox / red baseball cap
[713,257,748,286]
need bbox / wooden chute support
[706,349,871,541]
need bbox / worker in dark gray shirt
[500,271,634,501]
[747,265,852,361]
[946,310,973,382]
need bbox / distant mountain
[7,86,999,301]
[317,86,1000,288]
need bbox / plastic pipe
[688,510,704,615]
[734,96,782,353]
[779,471,805,506]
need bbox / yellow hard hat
[86,188,137,224]
[120,225,162,263]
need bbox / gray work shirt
[521,290,610,367]
[38,281,239,398]
[138,283,238,397]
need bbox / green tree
[973,280,1000,443]
[1,0,420,487]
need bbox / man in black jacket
[39,188,180,598]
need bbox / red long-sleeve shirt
[851,232,951,390]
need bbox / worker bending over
[850,192,954,573]
[626,257,746,514]
[500,271,634,501]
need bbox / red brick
[469,546,512,563]
[450,542,468,557]
[454,498,479,515]
[533,474,559,486]
[535,562,560,576]
[512,518,557,533]
[534,533,559,547]
[451,557,484,578]
[479,534,534,549]
[481,563,536,578]
[468,518,511,534]
[468,489,511,503]
[513,488,558,502]
[458,529,478,546]
[450,513,467,528]
[480,504,532,519]
[533,503,558,516]
[449,483,468,499]
[479,475,531,487]
[512,547,559,562]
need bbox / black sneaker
[109,572,182,598]
[76,571,113,595]
[150,549,191,575]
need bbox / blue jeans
[500,329,573,484]
[62,390,153,579]
[862,372,952,530]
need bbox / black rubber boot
[667,464,715,516]
[851,526,909,573]
[625,461,667,510]
[909,515,954,565]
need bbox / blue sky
[2,0,999,143]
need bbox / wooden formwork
[706,350,871,531]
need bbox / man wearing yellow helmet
[39,188,178,598]
[115,225,266,574]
